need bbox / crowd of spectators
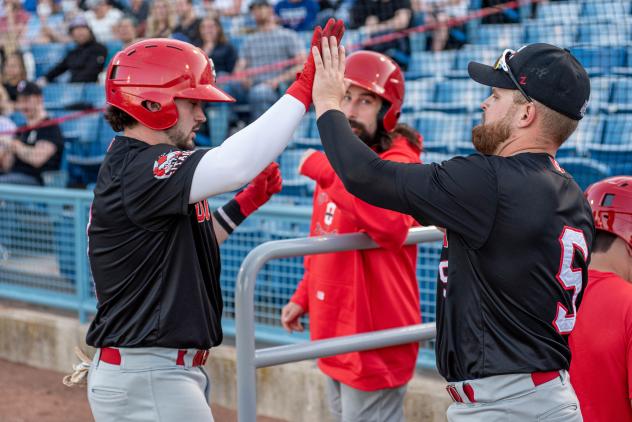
[0,0,483,185]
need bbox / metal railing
[235,226,443,422]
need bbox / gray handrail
[235,226,443,422]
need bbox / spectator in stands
[481,0,518,24]
[275,0,320,31]
[84,0,124,43]
[173,0,202,47]
[115,16,139,48]
[0,86,16,133]
[2,52,27,103]
[349,0,413,69]
[124,0,149,34]
[199,16,238,74]
[232,0,304,122]
[315,0,352,27]
[281,50,423,422]
[39,16,107,84]
[0,81,64,186]
[0,0,30,56]
[419,0,468,51]
[145,0,176,39]
[570,177,632,422]
[210,0,246,17]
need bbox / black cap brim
[468,62,516,90]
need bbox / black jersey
[426,154,594,381]
[86,136,223,350]
[316,110,595,383]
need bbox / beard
[349,119,378,147]
[166,126,195,150]
[471,111,513,155]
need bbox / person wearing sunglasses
[311,40,593,421]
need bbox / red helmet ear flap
[383,107,399,132]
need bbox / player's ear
[517,101,536,128]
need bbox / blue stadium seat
[59,112,102,143]
[451,46,498,77]
[536,1,581,22]
[560,115,604,157]
[406,51,456,79]
[471,24,524,49]
[524,22,577,47]
[580,1,631,20]
[104,40,124,67]
[577,21,629,46]
[557,157,611,191]
[421,151,454,164]
[569,46,626,76]
[587,144,632,176]
[83,83,107,108]
[613,45,632,76]
[42,83,85,110]
[30,43,69,78]
[431,79,490,112]
[607,78,632,113]
[402,79,436,112]
[205,104,230,147]
[415,111,473,153]
[585,77,612,114]
[278,148,313,197]
[602,114,632,145]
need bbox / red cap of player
[105,38,235,131]
[585,176,632,249]
[344,50,404,133]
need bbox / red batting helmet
[105,38,235,131]
[344,51,404,132]
[585,176,632,249]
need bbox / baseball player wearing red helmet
[85,19,344,422]
[312,39,594,421]
[281,51,423,422]
[570,176,632,422]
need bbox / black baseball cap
[16,80,42,97]
[468,43,590,120]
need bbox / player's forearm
[317,109,410,214]
[212,216,230,245]
[189,94,304,203]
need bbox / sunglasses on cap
[493,49,533,103]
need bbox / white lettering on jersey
[553,226,588,334]
[324,202,336,226]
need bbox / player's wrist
[212,199,246,235]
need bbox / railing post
[235,247,270,422]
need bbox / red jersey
[570,269,632,422]
[291,136,422,391]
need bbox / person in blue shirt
[275,0,319,32]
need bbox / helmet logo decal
[153,150,193,179]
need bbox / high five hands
[312,36,347,119]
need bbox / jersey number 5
[553,226,588,334]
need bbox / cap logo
[519,75,527,85]
[579,100,588,117]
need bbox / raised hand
[286,19,345,111]
[312,35,347,118]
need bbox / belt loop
[446,385,463,403]
[93,348,102,369]
[463,383,476,403]
[177,349,187,366]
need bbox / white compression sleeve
[189,94,305,204]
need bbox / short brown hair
[104,105,137,132]
[513,91,578,147]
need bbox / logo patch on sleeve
[153,150,193,179]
